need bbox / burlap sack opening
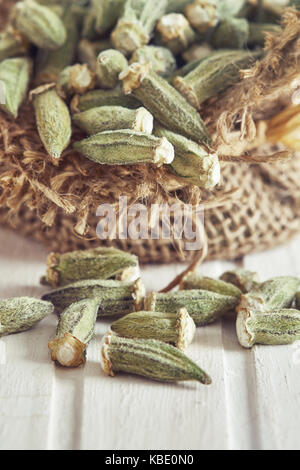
[0,2,300,264]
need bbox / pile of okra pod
[1,246,300,385]
[0,1,295,188]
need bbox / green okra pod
[78,39,113,71]
[155,13,198,55]
[166,0,194,14]
[94,0,126,35]
[111,308,196,350]
[45,247,139,288]
[130,46,176,77]
[120,62,211,146]
[33,86,72,160]
[0,57,31,118]
[96,49,128,89]
[111,0,169,56]
[236,308,300,349]
[180,272,242,298]
[210,17,249,50]
[0,30,29,62]
[220,269,260,294]
[0,297,53,336]
[42,278,145,317]
[185,0,219,34]
[173,50,261,110]
[101,331,212,384]
[73,106,153,135]
[71,86,141,113]
[154,125,219,188]
[73,130,174,167]
[13,0,67,50]
[182,43,212,63]
[48,298,99,367]
[145,290,240,326]
[217,0,247,19]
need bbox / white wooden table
[0,227,299,450]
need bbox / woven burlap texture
[0,1,300,264]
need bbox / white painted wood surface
[0,227,299,450]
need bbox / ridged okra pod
[236,309,300,349]
[45,247,139,288]
[74,130,174,167]
[33,86,72,160]
[57,64,96,98]
[13,0,67,50]
[0,297,53,336]
[48,299,99,367]
[210,18,249,50]
[220,269,260,294]
[111,0,169,56]
[130,46,176,77]
[173,50,261,110]
[0,30,29,62]
[73,106,153,135]
[154,125,219,188]
[120,62,211,146]
[180,273,242,298]
[42,279,145,317]
[96,49,128,89]
[155,14,198,55]
[145,290,240,326]
[111,308,196,350]
[101,331,211,384]
[71,86,141,113]
[237,277,300,316]
[0,57,31,118]
[185,0,219,34]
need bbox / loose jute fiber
[1,1,300,264]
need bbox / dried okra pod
[120,62,211,146]
[210,17,249,49]
[74,130,174,167]
[78,39,113,71]
[173,50,261,110]
[180,272,242,298]
[73,106,153,135]
[42,279,145,318]
[111,0,168,56]
[237,277,300,315]
[13,0,67,50]
[185,0,219,34]
[130,46,176,77]
[0,57,31,118]
[45,247,139,288]
[32,86,72,160]
[155,14,198,55]
[236,309,300,349]
[145,290,240,326]
[71,86,141,113]
[154,125,220,188]
[247,23,282,47]
[96,49,128,89]
[0,297,53,336]
[0,30,29,62]
[57,64,96,98]
[220,269,260,294]
[48,298,99,367]
[111,308,196,351]
[101,331,212,384]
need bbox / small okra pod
[32,86,72,160]
[220,269,260,294]
[73,106,153,135]
[0,297,53,337]
[42,279,145,318]
[210,17,249,50]
[185,0,219,34]
[236,309,300,349]
[111,0,169,56]
[154,125,219,188]
[173,50,261,110]
[48,298,99,367]
[130,46,176,77]
[155,14,198,56]
[13,0,67,50]
[145,290,240,326]
[237,277,300,316]
[101,331,212,384]
[96,49,128,89]
[180,273,242,298]
[0,57,31,118]
[120,62,211,146]
[111,308,196,351]
[0,30,29,62]
[247,23,282,48]
[57,64,96,98]
[71,86,141,113]
[78,39,113,71]
[73,130,174,167]
[45,247,139,288]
